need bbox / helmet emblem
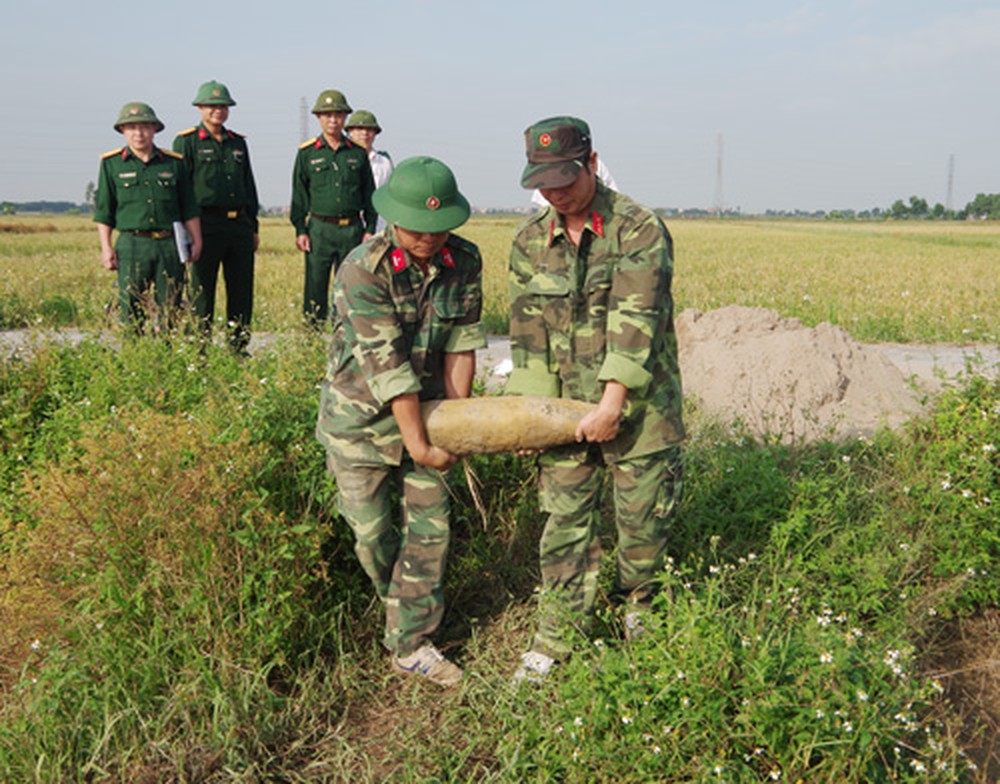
[213,89,220,96]
[539,133,552,147]
[130,107,139,115]
[426,196,440,210]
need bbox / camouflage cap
[373,156,470,233]
[312,89,352,114]
[113,101,164,133]
[345,109,381,133]
[192,80,236,106]
[520,116,592,189]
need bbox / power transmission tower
[714,132,724,216]
[300,97,310,143]
[946,153,955,212]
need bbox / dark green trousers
[115,232,184,333]
[303,218,365,325]
[188,214,255,351]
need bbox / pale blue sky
[2,0,999,213]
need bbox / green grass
[0,215,996,780]
[0,328,996,781]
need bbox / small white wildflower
[910,760,927,773]
[653,746,661,754]
[899,542,910,551]
[816,615,831,627]
[29,639,41,650]
[983,444,996,453]
[820,652,833,664]
[927,607,938,617]
[593,638,604,648]
[681,696,690,707]
[841,455,851,463]
[770,770,782,781]
[961,489,974,499]
[574,716,583,727]
[709,565,720,574]
[941,480,951,491]
[621,714,633,725]
[857,690,869,702]
[676,670,686,680]
[815,708,825,718]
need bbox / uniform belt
[125,229,174,240]
[203,206,244,219]
[311,212,359,226]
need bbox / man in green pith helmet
[290,89,377,326]
[174,80,260,355]
[346,109,393,232]
[507,116,685,683]
[315,156,487,687]
[94,101,202,333]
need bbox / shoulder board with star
[300,137,319,150]
[101,147,125,160]
[177,127,197,137]
[161,149,183,160]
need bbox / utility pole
[946,153,955,212]
[300,97,310,143]
[714,132,724,216]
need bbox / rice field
[0,214,996,343]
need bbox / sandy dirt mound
[677,306,928,443]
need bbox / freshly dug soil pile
[676,306,928,443]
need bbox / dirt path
[3,306,997,443]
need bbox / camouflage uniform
[316,229,487,655]
[508,179,685,659]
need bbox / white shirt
[530,158,618,208]
[370,149,394,231]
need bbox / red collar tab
[198,128,208,140]
[314,137,323,149]
[391,248,407,273]
[121,148,129,161]
[440,247,455,268]
[547,220,556,247]
[591,211,605,238]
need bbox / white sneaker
[624,611,645,641]
[392,644,463,687]
[512,650,557,685]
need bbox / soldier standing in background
[346,109,394,233]
[315,157,487,686]
[94,102,202,333]
[290,89,376,326]
[174,80,260,355]
[506,116,685,683]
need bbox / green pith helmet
[373,156,470,233]
[312,89,352,114]
[520,116,592,189]
[192,80,236,106]
[113,102,164,133]
[345,109,381,133]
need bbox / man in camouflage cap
[94,101,202,333]
[174,80,260,355]
[507,116,685,683]
[290,89,376,326]
[316,156,487,686]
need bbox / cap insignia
[539,133,552,147]
[212,89,220,96]
[426,196,440,210]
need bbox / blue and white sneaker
[392,644,463,687]
[512,650,557,685]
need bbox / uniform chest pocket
[583,261,615,322]
[526,274,572,332]
[154,177,177,201]
[117,178,142,202]
[431,289,473,320]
